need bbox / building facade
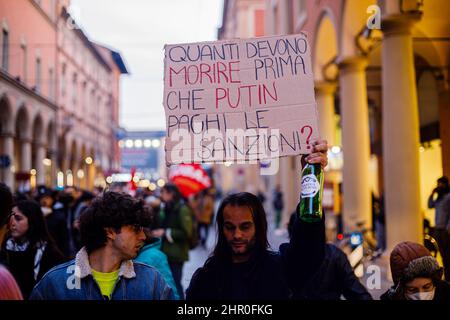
[0,0,128,191]
[217,0,268,198]
[218,0,450,251]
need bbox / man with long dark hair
[29,192,174,300]
[186,140,372,300]
[186,140,319,299]
[186,191,289,299]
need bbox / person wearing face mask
[381,241,450,301]
[0,200,65,299]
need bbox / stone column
[21,138,32,173]
[87,162,96,191]
[20,138,32,191]
[48,149,57,187]
[382,17,422,251]
[315,81,337,147]
[35,143,46,186]
[338,57,372,232]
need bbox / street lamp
[157,179,165,187]
[331,146,341,154]
[144,139,152,148]
[152,139,161,148]
[134,139,143,148]
[125,139,133,148]
[77,169,84,179]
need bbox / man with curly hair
[29,192,175,300]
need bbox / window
[50,0,56,21]
[61,63,66,97]
[297,0,306,13]
[72,73,77,106]
[35,57,42,93]
[80,81,86,115]
[21,43,27,83]
[295,0,307,31]
[49,68,54,101]
[2,29,9,71]
[273,4,280,35]
[97,96,101,121]
[90,89,95,118]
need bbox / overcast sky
[70,0,223,131]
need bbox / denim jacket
[29,247,175,300]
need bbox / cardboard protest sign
[163,33,319,165]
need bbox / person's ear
[105,228,116,241]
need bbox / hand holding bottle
[298,139,328,223]
[302,139,328,169]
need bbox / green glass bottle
[298,162,324,222]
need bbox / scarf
[6,238,47,280]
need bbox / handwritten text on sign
[163,33,319,165]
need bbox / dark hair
[209,192,268,264]
[79,191,95,202]
[2,200,51,248]
[161,183,182,203]
[0,183,13,227]
[79,191,152,253]
[438,176,449,186]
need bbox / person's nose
[233,228,243,240]
[9,216,16,228]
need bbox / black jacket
[187,206,371,300]
[186,249,289,300]
[45,206,70,259]
[280,205,372,300]
[0,241,65,299]
[280,242,372,300]
[380,280,450,301]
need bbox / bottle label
[301,174,320,198]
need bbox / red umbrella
[168,164,211,198]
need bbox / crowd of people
[0,140,449,301]
[0,180,217,300]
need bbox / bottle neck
[303,162,322,172]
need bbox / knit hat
[390,241,442,285]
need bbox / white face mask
[406,288,435,300]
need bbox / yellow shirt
[91,268,120,299]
